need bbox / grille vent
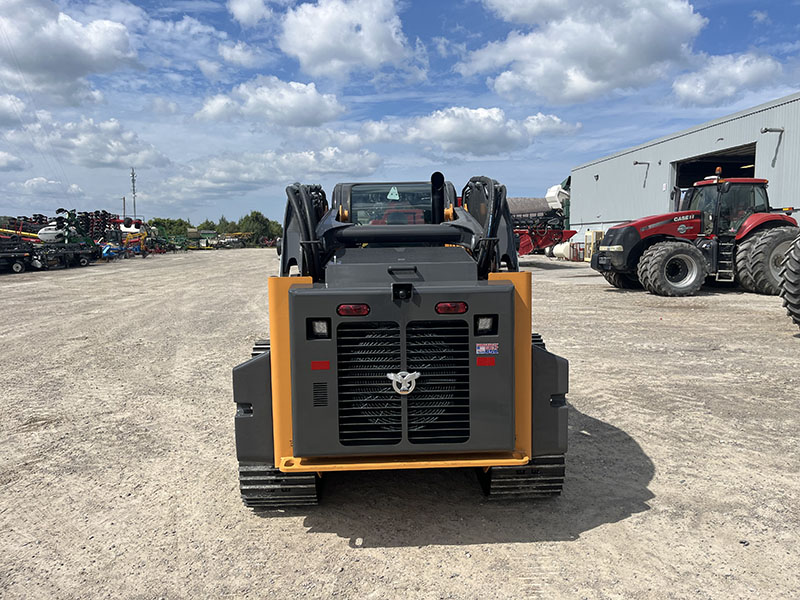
[336,322,401,445]
[406,320,470,444]
[312,382,328,407]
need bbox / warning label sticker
[476,343,499,355]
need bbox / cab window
[349,183,431,225]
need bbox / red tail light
[337,303,370,316]
[435,301,468,314]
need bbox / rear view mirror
[720,181,731,194]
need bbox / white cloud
[0,95,27,128]
[0,0,138,105]
[279,0,415,79]
[158,147,381,201]
[673,53,783,106]
[8,177,84,196]
[218,41,263,67]
[361,107,579,155]
[7,117,170,169]
[149,97,179,115]
[750,10,769,24]
[227,0,271,27]
[195,76,345,126]
[197,59,223,81]
[460,0,706,103]
[0,151,27,172]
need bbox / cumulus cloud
[197,59,223,81]
[459,0,706,103]
[0,151,27,172]
[149,97,179,114]
[195,76,345,126]
[0,0,138,105]
[673,53,783,106]
[218,41,263,67]
[0,95,28,128]
[363,107,579,155]
[227,0,271,27]
[159,147,381,200]
[7,117,170,169]
[279,0,416,79]
[8,177,84,196]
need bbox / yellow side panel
[489,271,532,457]
[268,275,312,465]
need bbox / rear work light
[337,303,370,316]
[435,301,468,314]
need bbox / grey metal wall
[571,92,800,232]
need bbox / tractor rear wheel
[780,232,800,329]
[749,226,800,295]
[602,271,641,289]
[734,235,758,292]
[638,241,707,297]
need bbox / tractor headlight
[306,318,331,339]
[475,315,498,336]
[598,245,624,252]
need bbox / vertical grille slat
[406,320,470,444]
[337,322,401,445]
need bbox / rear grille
[337,322,401,445]
[406,320,470,444]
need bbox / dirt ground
[1,249,798,599]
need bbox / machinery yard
[1,249,798,599]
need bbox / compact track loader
[232,173,569,507]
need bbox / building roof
[573,91,800,171]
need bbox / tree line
[148,211,282,242]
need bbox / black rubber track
[734,234,758,292]
[602,270,641,289]
[779,232,800,329]
[239,463,321,508]
[749,226,800,295]
[637,241,707,297]
[477,455,565,499]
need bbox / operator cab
[349,183,431,225]
[680,177,770,235]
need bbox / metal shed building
[570,92,800,234]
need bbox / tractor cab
[680,178,770,236]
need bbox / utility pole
[130,167,137,219]
[122,196,126,218]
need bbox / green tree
[147,217,193,237]
[197,219,216,231]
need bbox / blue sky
[0,0,797,223]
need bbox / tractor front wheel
[602,271,641,289]
[749,226,800,295]
[11,260,25,274]
[780,232,800,329]
[638,241,707,297]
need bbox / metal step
[716,270,735,282]
[477,455,565,499]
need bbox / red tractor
[591,175,798,296]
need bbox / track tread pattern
[239,464,320,508]
[749,226,800,296]
[638,241,707,297]
[478,455,565,500]
[779,232,800,329]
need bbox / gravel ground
[1,249,798,599]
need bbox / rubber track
[239,464,320,508]
[779,233,800,328]
[750,226,800,296]
[478,455,565,500]
[638,241,706,297]
[734,235,758,292]
[602,271,640,289]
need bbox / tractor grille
[337,322,402,445]
[406,320,470,444]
